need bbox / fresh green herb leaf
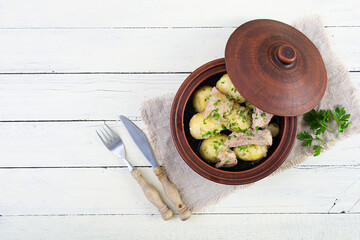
[298,105,351,156]
[331,105,352,138]
[297,131,313,141]
[313,145,321,156]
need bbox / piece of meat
[224,129,272,147]
[252,108,273,129]
[215,150,238,168]
[203,87,233,121]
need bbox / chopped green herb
[201,131,212,138]
[204,94,212,102]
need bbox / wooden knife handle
[131,168,173,221]
[154,166,192,221]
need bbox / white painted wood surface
[0,1,359,239]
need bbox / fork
[96,124,173,221]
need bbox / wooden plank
[0,74,184,120]
[1,214,359,240]
[0,167,359,215]
[0,28,358,73]
[329,181,360,213]
[0,121,152,167]
[0,73,358,121]
[0,121,359,168]
[0,0,359,27]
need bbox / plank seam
[1,212,359,217]
[0,26,357,30]
[0,71,357,75]
[0,118,141,122]
[0,72,192,75]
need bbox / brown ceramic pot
[170,19,327,185]
[170,58,298,185]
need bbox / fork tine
[104,123,121,141]
[100,126,114,142]
[100,127,114,143]
[96,130,109,148]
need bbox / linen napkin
[140,16,360,211]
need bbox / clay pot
[170,19,326,185]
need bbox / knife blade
[119,115,158,168]
[120,115,191,221]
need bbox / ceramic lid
[225,19,327,116]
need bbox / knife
[120,115,192,221]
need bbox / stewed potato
[233,145,268,161]
[245,101,256,110]
[268,123,280,137]
[224,103,252,132]
[216,73,246,103]
[189,112,223,139]
[192,85,212,112]
[199,134,230,163]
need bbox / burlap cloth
[140,17,360,211]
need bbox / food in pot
[223,103,252,132]
[189,73,279,168]
[216,73,246,103]
[252,108,274,129]
[189,112,222,140]
[192,85,213,112]
[233,145,268,161]
[245,101,256,110]
[268,123,280,137]
[224,129,272,147]
[199,134,230,162]
[216,150,237,168]
[203,87,233,121]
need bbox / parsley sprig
[331,105,351,138]
[297,105,351,156]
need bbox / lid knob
[277,44,296,65]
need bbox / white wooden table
[0,1,359,239]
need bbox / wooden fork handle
[153,166,192,221]
[131,169,173,221]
